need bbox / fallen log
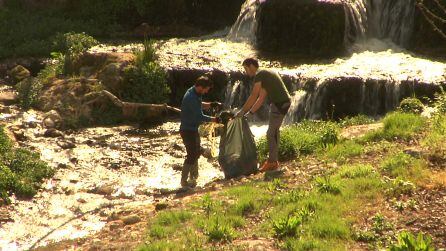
[86,90,181,122]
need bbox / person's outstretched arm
[249,88,267,113]
[237,82,261,116]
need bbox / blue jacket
[180,87,212,131]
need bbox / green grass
[323,140,364,163]
[361,112,425,142]
[0,127,54,203]
[380,152,429,185]
[339,114,375,128]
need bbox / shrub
[389,231,435,251]
[52,32,98,74]
[122,62,170,104]
[15,77,43,110]
[121,40,170,104]
[52,32,98,56]
[398,97,424,114]
[362,112,425,141]
[0,128,54,203]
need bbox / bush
[122,40,170,104]
[362,112,425,141]
[52,32,98,56]
[390,231,435,251]
[257,121,340,162]
[398,97,424,114]
[0,126,54,203]
[423,114,446,161]
[15,78,43,110]
[52,32,98,74]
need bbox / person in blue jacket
[180,75,221,188]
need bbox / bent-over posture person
[236,58,291,172]
[180,76,221,188]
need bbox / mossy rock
[7,65,30,85]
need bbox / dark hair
[242,57,259,68]
[195,76,213,88]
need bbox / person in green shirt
[236,58,291,172]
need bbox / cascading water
[220,0,442,124]
[344,0,417,47]
[227,0,264,43]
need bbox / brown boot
[259,161,279,172]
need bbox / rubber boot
[189,161,199,188]
[181,164,192,187]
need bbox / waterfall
[344,0,417,48]
[227,0,264,43]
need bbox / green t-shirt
[254,69,291,104]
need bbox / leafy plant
[387,178,416,197]
[273,214,302,239]
[315,176,341,195]
[389,231,435,251]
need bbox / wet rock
[42,110,62,129]
[121,215,141,225]
[7,65,30,85]
[44,128,64,138]
[77,198,87,204]
[12,129,27,141]
[0,91,18,105]
[91,184,115,196]
[109,162,121,170]
[57,140,76,149]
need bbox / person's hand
[210,102,223,111]
[235,110,245,118]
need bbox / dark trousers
[180,130,201,165]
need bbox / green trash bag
[218,117,258,179]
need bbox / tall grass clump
[362,112,425,142]
[257,121,340,162]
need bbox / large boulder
[97,63,124,94]
[7,65,31,85]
